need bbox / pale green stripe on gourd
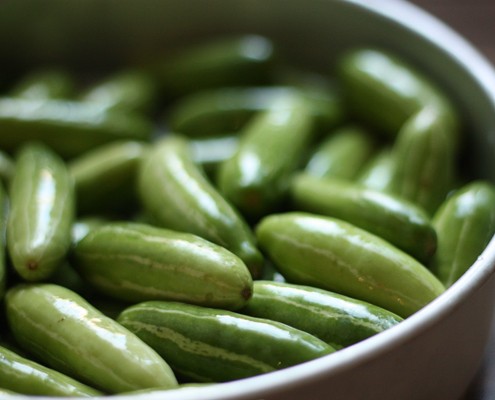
[122,320,274,381]
[72,222,253,310]
[255,212,445,318]
[5,283,178,394]
[217,94,315,219]
[138,135,263,278]
[290,174,437,263]
[241,281,403,349]
[117,301,335,383]
[7,142,74,281]
[0,345,103,397]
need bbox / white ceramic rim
[10,1,495,399]
[133,1,495,399]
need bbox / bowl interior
[1,0,494,178]
[1,1,495,399]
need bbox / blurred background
[409,1,495,399]
[411,0,495,64]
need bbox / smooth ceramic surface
[1,1,495,399]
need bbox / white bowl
[1,1,495,399]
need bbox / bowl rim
[11,0,495,399]
[130,1,495,398]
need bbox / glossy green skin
[72,222,253,309]
[389,108,456,215]
[47,262,88,297]
[5,283,178,393]
[70,140,148,215]
[10,69,75,100]
[168,86,344,137]
[0,98,152,158]
[0,388,16,395]
[52,217,108,295]
[81,70,157,114]
[0,150,14,183]
[190,135,239,176]
[47,262,128,321]
[169,86,292,137]
[430,181,495,287]
[256,212,445,318]
[117,301,335,383]
[138,135,263,278]
[0,182,7,300]
[304,125,375,180]
[273,69,348,136]
[71,217,108,246]
[357,147,396,192]
[155,35,275,97]
[337,47,459,138]
[0,182,9,299]
[260,259,286,283]
[7,142,74,281]
[290,174,437,263]
[0,345,102,397]
[241,281,403,349]
[217,95,314,220]
[46,238,128,320]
